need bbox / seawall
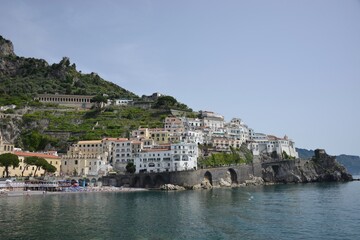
[102,150,353,189]
[103,160,262,188]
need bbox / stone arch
[133,176,141,188]
[143,175,153,188]
[228,168,238,184]
[120,176,131,187]
[154,175,166,188]
[204,171,213,186]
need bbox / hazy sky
[1,0,359,156]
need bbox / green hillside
[0,35,193,152]
[0,35,138,106]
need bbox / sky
[1,0,359,156]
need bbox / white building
[108,138,142,172]
[248,134,298,159]
[225,118,250,142]
[266,135,299,159]
[181,117,203,130]
[134,142,198,173]
[112,99,133,106]
[202,116,225,131]
[182,130,204,144]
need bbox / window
[75,160,78,165]
[64,161,67,166]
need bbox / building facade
[0,151,61,177]
[61,140,110,176]
[34,94,94,109]
[134,142,198,173]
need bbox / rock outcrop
[245,175,265,186]
[262,149,353,183]
[160,184,186,191]
[0,36,15,57]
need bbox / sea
[1,179,359,240]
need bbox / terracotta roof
[14,151,60,159]
[103,138,129,142]
[77,140,102,144]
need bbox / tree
[43,163,57,175]
[126,162,136,174]
[33,157,48,177]
[154,96,178,109]
[282,151,289,159]
[91,95,107,109]
[0,153,19,178]
[22,156,40,177]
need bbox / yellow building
[0,135,14,154]
[0,151,61,177]
[149,128,170,144]
[131,127,171,144]
[61,140,110,176]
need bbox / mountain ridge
[0,35,138,106]
[0,35,191,152]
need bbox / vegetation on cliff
[0,35,138,107]
[0,56,138,107]
[0,35,195,151]
[198,144,253,167]
[16,106,169,152]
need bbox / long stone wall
[102,162,262,188]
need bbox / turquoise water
[1,181,360,240]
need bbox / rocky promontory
[262,149,353,183]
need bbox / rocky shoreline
[262,149,353,184]
[158,149,354,191]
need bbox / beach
[0,186,148,197]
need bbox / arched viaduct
[102,162,262,188]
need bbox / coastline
[0,186,148,197]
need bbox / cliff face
[262,149,353,183]
[0,36,15,57]
[0,35,138,102]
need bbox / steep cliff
[262,149,353,183]
[297,147,360,175]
